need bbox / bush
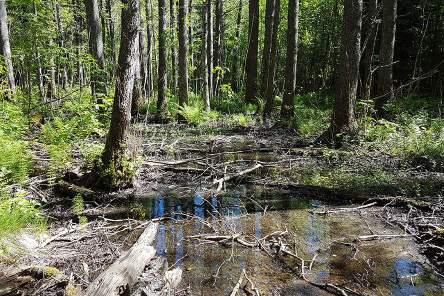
[0,192,46,234]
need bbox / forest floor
[1,120,444,295]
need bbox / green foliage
[0,192,46,235]
[293,92,332,136]
[176,100,220,126]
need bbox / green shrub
[176,101,220,126]
[0,138,31,184]
[0,192,46,234]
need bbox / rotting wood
[213,164,262,191]
[84,223,158,296]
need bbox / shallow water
[130,189,444,295]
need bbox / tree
[375,0,397,116]
[214,0,224,94]
[146,0,154,99]
[360,0,379,101]
[206,0,213,101]
[245,0,259,104]
[231,0,243,92]
[0,0,16,94]
[157,0,169,121]
[263,0,281,121]
[201,2,211,111]
[85,0,107,100]
[326,0,363,141]
[281,0,300,121]
[100,0,140,188]
[178,0,189,120]
[170,0,178,93]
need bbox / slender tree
[101,0,140,187]
[375,0,397,116]
[146,0,154,98]
[245,0,259,104]
[206,0,213,100]
[201,3,210,111]
[360,0,379,101]
[170,0,178,93]
[327,0,363,141]
[214,0,224,94]
[105,0,116,66]
[281,0,300,121]
[178,0,189,121]
[263,0,281,120]
[260,0,275,97]
[0,0,16,94]
[231,0,243,92]
[85,0,107,99]
[157,0,169,120]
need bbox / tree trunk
[178,0,189,120]
[263,0,281,120]
[360,0,379,101]
[260,0,275,98]
[328,0,362,140]
[201,3,211,111]
[213,0,224,95]
[375,0,397,116]
[231,0,243,92]
[157,0,169,120]
[206,0,213,101]
[169,0,178,93]
[85,0,107,100]
[105,0,116,67]
[244,0,259,104]
[146,0,154,99]
[139,8,148,100]
[0,0,16,94]
[281,0,300,121]
[101,0,140,188]
[188,0,194,92]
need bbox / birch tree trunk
[0,0,16,94]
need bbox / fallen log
[85,223,158,296]
[213,164,263,191]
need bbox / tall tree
[169,0,178,93]
[245,0,259,104]
[375,0,397,116]
[201,3,210,111]
[146,0,154,99]
[0,0,16,94]
[157,0,169,120]
[360,0,379,101]
[213,0,224,94]
[206,0,213,100]
[105,0,116,66]
[100,0,140,188]
[260,0,275,97]
[281,0,300,121]
[231,0,243,92]
[131,4,143,116]
[85,0,107,100]
[177,0,189,120]
[263,0,281,120]
[327,0,363,141]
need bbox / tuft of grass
[0,192,47,235]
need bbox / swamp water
[126,188,444,295]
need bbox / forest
[0,0,443,294]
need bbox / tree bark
[213,0,224,94]
[105,0,116,67]
[85,0,107,99]
[178,0,189,120]
[231,0,243,92]
[139,7,148,100]
[281,0,300,121]
[169,0,178,93]
[0,0,16,94]
[201,3,211,111]
[360,0,379,101]
[146,0,154,99]
[206,0,213,100]
[328,0,362,139]
[101,0,140,187]
[263,0,281,120]
[157,0,169,120]
[244,0,259,104]
[375,0,397,116]
[260,0,275,98]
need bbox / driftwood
[84,223,158,296]
[213,164,262,191]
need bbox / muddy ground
[1,122,443,295]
